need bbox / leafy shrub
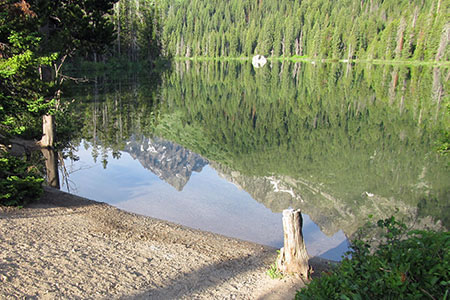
[0,152,44,206]
[267,262,283,279]
[267,250,283,279]
[296,217,450,299]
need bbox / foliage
[158,0,449,62]
[0,0,117,206]
[0,1,55,138]
[30,0,116,58]
[437,130,450,156]
[0,152,43,206]
[267,262,283,280]
[0,0,118,139]
[295,217,450,299]
[267,250,283,279]
[436,103,450,157]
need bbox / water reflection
[58,60,448,260]
[42,148,60,189]
[155,61,449,232]
[62,139,348,260]
[124,136,207,191]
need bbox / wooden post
[277,209,310,279]
[40,114,55,148]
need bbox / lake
[60,61,449,261]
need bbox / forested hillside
[158,0,449,61]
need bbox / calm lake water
[60,61,449,261]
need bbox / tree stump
[277,209,310,279]
[40,114,55,148]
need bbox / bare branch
[59,74,91,83]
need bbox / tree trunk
[40,114,55,148]
[435,23,449,62]
[115,2,121,57]
[41,148,60,189]
[395,18,406,58]
[277,209,310,279]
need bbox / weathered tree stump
[277,209,310,279]
[40,114,55,148]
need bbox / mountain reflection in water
[124,136,207,191]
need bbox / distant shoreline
[174,56,450,67]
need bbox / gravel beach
[0,187,316,299]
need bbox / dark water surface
[60,61,449,261]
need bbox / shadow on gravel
[37,186,102,208]
[124,254,334,299]
[124,249,275,300]
[0,187,101,219]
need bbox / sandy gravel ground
[0,187,326,299]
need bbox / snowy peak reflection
[124,136,208,191]
[211,162,443,238]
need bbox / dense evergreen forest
[88,0,449,62]
[157,0,449,61]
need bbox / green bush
[296,217,450,299]
[0,152,44,206]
